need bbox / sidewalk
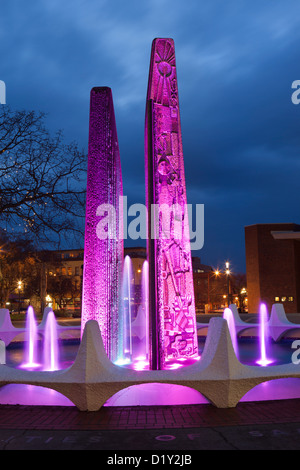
[4,317,300,450]
[0,399,300,450]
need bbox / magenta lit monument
[81,87,123,361]
[145,38,198,369]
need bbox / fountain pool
[1,312,300,408]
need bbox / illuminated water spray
[223,308,239,358]
[43,310,59,371]
[142,260,150,361]
[131,260,150,371]
[115,258,150,369]
[117,255,133,365]
[22,306,39,369]
[257,303,273,366]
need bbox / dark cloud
[1,0,300,272]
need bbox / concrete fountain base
[0,317,299,411]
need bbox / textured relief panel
[146,39,198,367]
[81,87,123,361]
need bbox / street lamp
[240,287,247,312]
[46,295,52,308]
[225,261,230,307]
[17,280,22,314]
[206,269,221,313]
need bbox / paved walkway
[4,317,300,450]
[0,399,300,450]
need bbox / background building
[192,257,247,313]
[4,245,247,316]
[245,223,300,314]
[45,249,84,315]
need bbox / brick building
[245,223,300,314]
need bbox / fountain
[222,303,275,366]
[18,307,61,371]
[223,307,239,358]
[1,38,300,411]
[256,303,273,366]
[115,257,150,369]
[141,260,150,362]
[43,310,59,371]
[2,303,300,408]
[130,260,150,370]
[119,255,133,364]
[21,306,40,369]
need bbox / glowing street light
[225,261,230,275]
[17,280,22,314]
[225,261,231,307]
[207,269,222,312]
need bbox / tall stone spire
[81,87,123,361]
[145,38,198,369]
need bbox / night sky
[1,0,300,274]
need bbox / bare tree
[0,236,36,308]
[0,106,86,246]
[47,272,81,314]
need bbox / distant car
[11,308,27,315]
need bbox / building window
[288,296,294,302]
[61,267,67,276]
[281,296,287,302]
[274,297,280,302]
[75,266,80,276]
[68,267,72,276]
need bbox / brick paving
[0,399,300,431]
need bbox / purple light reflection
[0,378,300,408]
[104,383,209,407]
[241,378,300,402]
[0,384,74,406]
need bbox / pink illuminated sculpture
[81,87,123,361]
[145,38,198,369]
